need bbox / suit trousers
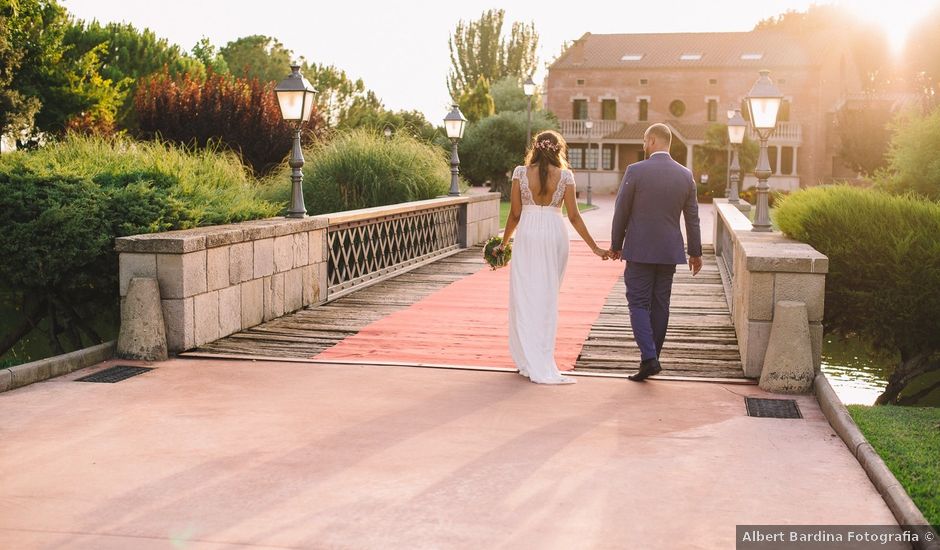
[625,262,676,361]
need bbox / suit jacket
[610,152,703,264]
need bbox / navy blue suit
[610,152,702,361]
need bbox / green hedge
[0,134,279,359]
[264,129,452,215]
[775,186,940,403]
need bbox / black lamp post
[274,65,318,218]
[443,104,467,196]
[727,108,747,205]
[523,76,536,147]
[745,70,783,232]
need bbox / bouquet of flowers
[483,236,512,270]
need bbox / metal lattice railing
[327,205,460,295]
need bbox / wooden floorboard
[193,244,747,379]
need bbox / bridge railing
[116,193,500,354]
[713,198,829,378]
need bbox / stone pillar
[118,277,168,361]
[759,301,814,393]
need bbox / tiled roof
[551,31,824,70]
[603,122,648,140]
[603,121,711,142]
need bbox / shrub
[263,129,452,215]
[134,70,325,175]
[876,108,940,200]
[458,110,557,198]
[0,134,279,358]
[775,186,940,404]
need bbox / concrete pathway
[0,357,899,549]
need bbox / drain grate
[76,365,153,383]
[745,397,802,419]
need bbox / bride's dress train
[508,166,576,384]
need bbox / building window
[638,99,648,121]
[601,99,616,120]
[778,99,791,122]
[572,99,587,120]
[707,99,718,122]
[679,53,702,61]
[741,99,750,121]
[768,146,778,174]
[602,144,615,170]
[781,146,794,175]
[709,78,718,85]
[569,147,584,169]
[636,150,645,162]
[640,78,648,86]
[740,53,763,60]
[577,79,585,86]
[669,99,686,118]
[621,54,643,61]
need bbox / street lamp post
[274,65,318,218]
[523,76,536,147]
[584,119,594,206]
[745,70,783,232]
[725,106,735,198]
[726,108,747,206]
[443,104,467,197]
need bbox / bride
[497,130,609,385]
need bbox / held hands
[592,245,610,260]
[607,249,622,261]
[689,256,703,276]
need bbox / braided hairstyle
[524,130,569,195]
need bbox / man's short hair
[645,123,672,147]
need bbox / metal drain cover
[745,397,802,419]
[76,365,153,383]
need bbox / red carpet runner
[315,242,624,370]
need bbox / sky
[61,0,938,121]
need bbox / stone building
[544,31,864,194]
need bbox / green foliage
[458,76,495,123]
[265,129,451,215]
[903,4,940,96]
[490,75,540,114]
[220,35,292,83]
[692,123,759,201]
[848,405,940,523]
[876,108,940,200]
[337,104,440,144]
[0,0,69,137]
[0,134,278,356]
[447,9,539,99]
[191,37,229,75]
[306,62,376,127]
[458,111,557,197]
[62,20,205,129]
[836,102,894,176]
[775,186,940,403]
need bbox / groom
[609,123,703,381]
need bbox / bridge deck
[192,243,747,380]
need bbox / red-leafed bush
[134,70,324,175]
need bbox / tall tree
[447,9,538,100]
[458,76,495,123]
[191,37,229,75]
[220,35,292,83]
[904,5,940,110]
[755,5,890,91]
[490,75,541,113]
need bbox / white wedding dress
[508,165,576,384]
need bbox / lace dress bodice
[512,166,574,208]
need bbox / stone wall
[116,193,502,355]
[713,199,829,378]
[117,217,328,353]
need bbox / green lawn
[499,201,594,228]
[847,405,940,525]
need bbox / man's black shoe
[628,358,662,382]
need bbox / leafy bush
[0,134,279,358]
[775,186,940,404]
[458,110,557,198]
[264,129,452,215]
[876,108,940,200]
[134,70,325,175]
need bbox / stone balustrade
[116,193,501,354]
[713,198,829,378]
